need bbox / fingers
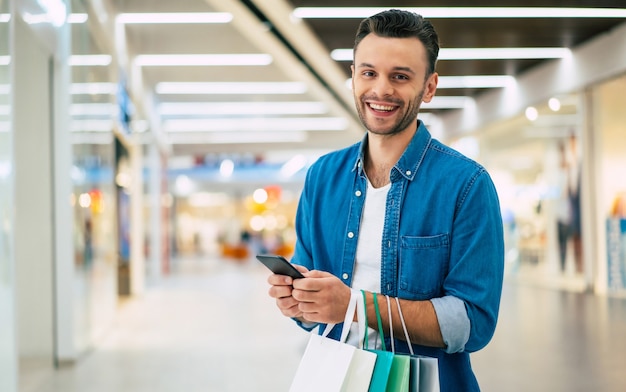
[292,275,352,324]
[276,296,302,318]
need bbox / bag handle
[357,289,368,349]
[320,289,358,343]
[395,296,415,356]
[386,295,396,353]
[373,292,387,351]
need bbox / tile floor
[22,257,626,392]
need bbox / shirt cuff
[430,296,470,354]
[294,318,319,332]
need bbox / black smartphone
[256,254,304,279]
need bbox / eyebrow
[356,62,416,75]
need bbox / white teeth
[369,103,395,111]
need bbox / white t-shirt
[346,179,390,349]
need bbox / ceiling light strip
[158,102,328,116]
[437,75,516,88]
[168,131,308,145]
[116,12,233,24]
[69,55,112,66]
[67,13,88,23]
[155,82,308,95]
[440,48,571,60]
[163,117,348,132]
[134,54,272,67]
[293,7,626,19]
[70,83,116,95]
[331,47,570,61]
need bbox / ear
[421,72,438,103]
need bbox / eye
[393,74,409,81]
[362,70,375,77]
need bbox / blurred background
[1,1,626,391]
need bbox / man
[268,9,504,391]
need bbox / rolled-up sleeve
[431,295,470,354]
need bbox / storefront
[441,21,626,295]
[589,73,626,296]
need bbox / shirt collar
[351,120,433,181]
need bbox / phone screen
[256,254,304,279]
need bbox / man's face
[351,34,437,137]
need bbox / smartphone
[256,254,304,279]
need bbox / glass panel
[0,0,17,389]
[70,0,118,352]
[482,92,586,290]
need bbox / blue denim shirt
[292,122,505,392]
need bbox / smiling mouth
[368,102,397,112]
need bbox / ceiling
[75,0,626,169]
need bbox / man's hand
[267,264,309,319]
[292,270,351,324]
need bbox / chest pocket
[398,234,449,299]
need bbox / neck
[364,128,415,188]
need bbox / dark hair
[353,9,439,76]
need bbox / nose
[371,77,393,97]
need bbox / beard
[355,87,425,136]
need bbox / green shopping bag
[386,353,411,392]
[367,349,394,391]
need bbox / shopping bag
[343,346,377,391]
[415,356,439,392]
[386,352,411,391]
[289,332,357,392]
[394,297,440,392]
[367,349,394,391]
[289,290,375,392]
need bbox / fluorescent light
[70,103,116,116]
[71,119,114,132]
[70,83,116,95]
[158,102,328,116]
[333,48,570,61]
[35,0,67,27]
[440,48,571,60]
[0,105,9,115]
[437,75,516,88]
[0,84,9,94]
[69,55,112,66]
[163,117,348,132]
[293,7,626,19]
[0,56,9,65]
[155,82,308,95]
[67,13,88,23]
[134,54,272,67]
[0,14,10,23]
[168,131,308,144]
[116,12,232,24]
[421,96,474,109]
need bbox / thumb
[303,269,333,278]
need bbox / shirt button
[355,190,362,197]
[406,170,412,176]
[342,273,349,280]
[348,232,354,238]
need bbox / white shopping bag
[289,290,376,392]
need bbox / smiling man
[268,9,505,391]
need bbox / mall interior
[1,1,626,391]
